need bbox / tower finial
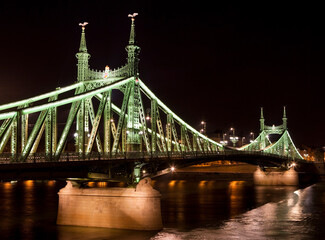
[282,106,287,130]
[128,13,138,45]
[78,22,88,52]
[76,22,90,82]
[260,107,265,132]
[126,13,141,77]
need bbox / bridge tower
[240,107,303,160]
[125,13,142,151]
[75,23,90,154]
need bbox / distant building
[299,145,325,163]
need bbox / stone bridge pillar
[57,178,162,230]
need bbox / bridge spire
[282,106,287,130]
[76,22,90,82]
[128,13,137,45]
[260,107,265,132]
[126,13,141,77]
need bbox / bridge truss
[0,16,223,163]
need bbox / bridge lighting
[220,140,228,146]
[104,66,110,78]
[146,108,150,120]
[290,162,296,168]
[170,166,175,172]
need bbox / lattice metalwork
[0,15,224,163]
[240,107,303,159]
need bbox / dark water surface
[0,174,324,239]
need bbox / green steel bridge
[0,15,307,182]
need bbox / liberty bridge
[0,15,309,183]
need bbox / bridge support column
[57,177,162,230]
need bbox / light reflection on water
[0,177,324,239]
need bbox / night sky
[0,1,323,147]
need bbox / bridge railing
[0,150,302,164]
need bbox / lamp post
[229,127,238,147]
[250,132,255,143]
[146,108,150,121]
[200,121,207,136]
[241,137,246,146]
[220,133,228,146]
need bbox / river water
[0,173,324,240]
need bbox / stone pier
[57,178,163,230]
[254,167,298,185]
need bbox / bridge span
[0,150,308,182]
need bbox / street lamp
[241,137,246,146]
[229,127,238,147]
[146,108,150,121]
[250,132,255,143]
[220,133,228,146]
[200,121,207,136]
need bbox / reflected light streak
[3,182,12,190]
[88,182,95,187]
[47,180,55,187]
[24,180,34,188]
[97,182,108,188]
[228,181,246,217]
[168,180,176,187]
[199,180,207,188]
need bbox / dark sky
[0,1,324,147]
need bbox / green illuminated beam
[0,118,12,139]
[0,112,17,121]
[21,78,132,115]
[85,93,107,153]
[21,110,48,161]
[54,101,81,158]
[138,79,223,148]
[0,82,83,111]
